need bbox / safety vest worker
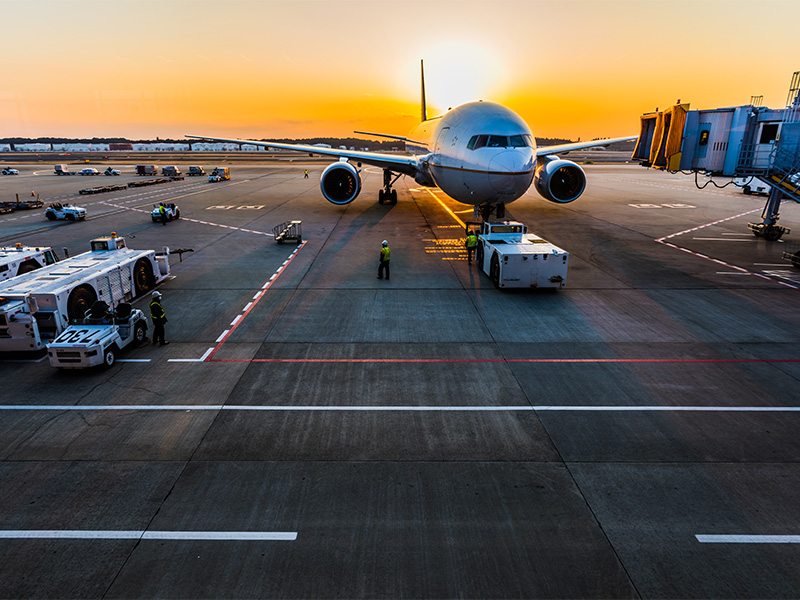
[149,291,169,346]
[378,240,391,280]
[159,204,167,225]
[465,230,478,264]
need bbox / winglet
[420,59,427,122]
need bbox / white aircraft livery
[189,61,636,219]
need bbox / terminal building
[633,72,800,241]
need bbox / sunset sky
[2,0,799,140]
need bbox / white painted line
[243,302,253,312]
[230,314,242,326]
[167,358,206,363]
[116,359,152,363]
[269,274,277,281]
[755,263,791,267]
[696,535,800,544]
[692,237,755,242]
[0,530,297,541]
[716,272,752,275]
[199,347,214,361]
[215,330,230,343]
[0,405,224,411]
[252,293,260,300]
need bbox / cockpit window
[468,133,534,150]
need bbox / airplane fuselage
[405,101,536,206]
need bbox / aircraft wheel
[390,189,398,204]
[378,189,385,204]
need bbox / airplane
[188,61,636,220]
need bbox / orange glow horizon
[2,0,799,141]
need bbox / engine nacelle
[533,157,586,204]
[320,161,361,205]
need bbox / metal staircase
[738,72,800,240]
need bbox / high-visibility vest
[466,234,478,248]
[149,300,166,321]
[380,246,391,261]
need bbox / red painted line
[207,357,800,364]
[205,242,307,361]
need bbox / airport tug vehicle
[0,244,58,281]
[208,166,230,182]
[151,202,180,223]
[469,220,569,289]
[0,233,169,354]
[44,202,87,221]
[47,300,147,368]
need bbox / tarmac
[1,160,800,598]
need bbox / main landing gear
[748,187,790,242]
[475,202,506,221]
[378,169,400,205]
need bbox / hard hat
[151,291,162,298]
[382,240,388,246]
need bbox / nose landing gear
[378,169,401,205]
[476,202,506,221]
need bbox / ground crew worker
[159,203,167,226]
[303,169,309,179]
[377,240,391,280]
[149,291,169,346]
[465,229,478,264]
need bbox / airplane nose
[488,149,533,173]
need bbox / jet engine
[533,157,586,204]
[320,161,361,205]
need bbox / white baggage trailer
[0,245,58,282]
[0,234,169,354]
[471,221,569,289]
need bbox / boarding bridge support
[634,71,800,241]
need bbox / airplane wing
[186,135,419,176]
[536,135,638,157]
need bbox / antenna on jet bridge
[420,59,428,122]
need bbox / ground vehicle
[162,165,181,176]
[0,233,170,353]
[151,202,180,223]
[136,165,158,176]
[470,220,569,289]
[104,167,121,176]
[47,301,147,368]
[208,166,230,182]
[188,166,205,176]
[79,168,99,176]
[54,164,73,175]
[735,177,770,195]
[44,203,87,221]
[0,245,58,282]
[1,168,19,176]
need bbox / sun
[423,40,508,114]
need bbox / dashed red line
[208,357,800,364]
[205,241,307,361]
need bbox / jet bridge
[633,71,800,241]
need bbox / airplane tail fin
[420,59,427,122]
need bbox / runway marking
[424,188,466,229]
[116,359,151,363]
[656,208,762,242]
[716,272,752,275]
[2,404,800,413]
[206,357,800,364]
[167,347,214,363]
[692,237,756,242]
[0,530,297,541]
[206,241,307,361]
[696,535,800,544]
